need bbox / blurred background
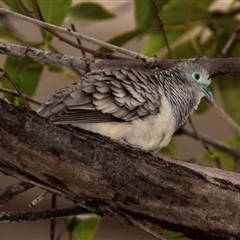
[0,0,238,239]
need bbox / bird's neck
[155,74,200,130]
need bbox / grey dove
[37,61,212,151]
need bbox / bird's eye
[192,72,201,82]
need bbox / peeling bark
[0,98,240,240]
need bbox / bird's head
[179,61,213,101]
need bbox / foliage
[1,0,240,239]
[62,215,100,240]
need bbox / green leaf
[47,65,64,73]
[197,135,240,170]
[160,138,177,156]
[67,3,115,21]
[161,0,208,26]
[0,56,43,104]
[0,26,22,41]
[134,0,169,29]
[36,0,72,44]
[2,0,25,14]
[199,0,215,7]
[2,0,71,45]
[216,75,240,126]
[109,29,147,46]
[164,230,190,240]
[143,30,183,56]
[62,216,100,240]
[170,41,196,59]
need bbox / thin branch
[149,0,172,59]
[17,0,117,60]
[50,194,57,240]
[34,0,44,21]
[29,190,49,207]
[180,126,240,157]
[0,8,149,61]
[220,23,240,57]
[188,116,212,154]
[0,87,42,106]
[71,23,86,58]
[0,181,34,207]
[0,206,90,223]
[210,100,240,134]
[0,68,31,110]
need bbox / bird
[37,61,212,151]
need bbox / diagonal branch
[0,206,89,223]
[0,181,34,207]
[0,8,148,61]
[0,98,240,240]
[149,0,172,59]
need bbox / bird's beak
[201,84,213,101]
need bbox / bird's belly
[77,104,176,151]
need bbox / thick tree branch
[0,98,240,240]
[0,181,33,207]
[1,40,240,77]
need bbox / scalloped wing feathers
[37,68,162,123]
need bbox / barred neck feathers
[154,62,210,130]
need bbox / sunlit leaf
[68,3,115,21]
[62,215,100,240]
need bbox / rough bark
[0,98,240,240]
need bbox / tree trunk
[0,98,240,240]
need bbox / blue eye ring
[192,72,202,82]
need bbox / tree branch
[2,40,240,77]
[0,181,33,207]
[0,8,148,61]
[0,206,89,223]
[0,98,240,240]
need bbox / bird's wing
[37,68,162,123]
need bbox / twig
[71,23,86,57]
[180,126,240,157]
[149,0,172,59]
[220,23,240,57]
[209,100,240,134]
[0,68,31,110]
[0,8,149,61]
[29,190,49,207]
[18,0,34,17]
[0,206,90,223]
[34,0,44,21]
[50,194,57,240]
[188,116,212,154]
[0,181,34,207]
[0,87,42,106]
[18,0,117,60]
